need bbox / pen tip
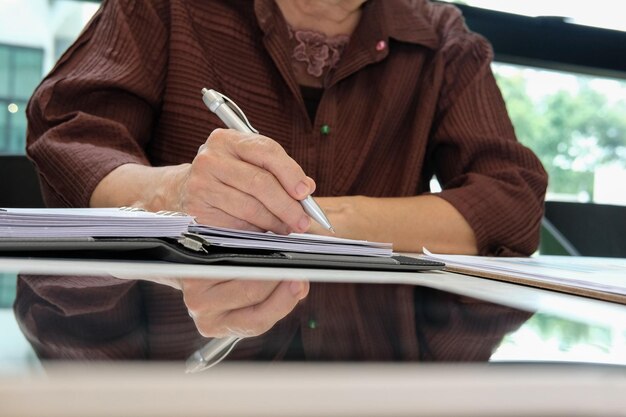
[329,227,336,234]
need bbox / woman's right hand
[172,128,316,234]
[91,128,316,235]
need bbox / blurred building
[0,0,99,154]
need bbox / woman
[17,0,546,360]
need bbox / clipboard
[0,236,445,272]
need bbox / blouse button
[375,40,387,52]
[308,319,318,329]
[320,124,330,136]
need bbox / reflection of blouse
[16,275,531,361]
[18,0,547,361]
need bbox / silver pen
[201,88,334,233]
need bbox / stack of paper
[188,224,393,257]
[0,208,394,257]
[0,208,194,238]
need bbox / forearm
[315,195,478,254]
[89,163,190,211]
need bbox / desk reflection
[14,274,531,363]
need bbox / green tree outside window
[494,66,626,200]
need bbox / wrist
[143,163,191,212]
[90,163,191,211]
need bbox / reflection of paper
[422,249,626,298]
[188,225,393,257]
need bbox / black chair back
[541,201,626,258]
[0,155,45,208]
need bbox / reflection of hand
[181,279,309,338]
[173,129,316,234]
[107,273,310,339]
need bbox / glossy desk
[0,255,625,416]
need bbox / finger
[180,278,222,301]
[210,129,317,201]
[181,278,235,323]
[180,278,220,319]
[204,177,292,234]
[185,193,271,233]
[210,158,310,233]
[189,280,283,319]
[217,280,310,337]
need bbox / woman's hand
[91,129,316,235]
[177,129,315,234]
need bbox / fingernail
[306,177,316,193]
[296,181,309,198]
[298,216,310,232]
[290,281,303,296]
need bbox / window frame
[445,2,626,80]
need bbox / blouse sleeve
[26,0,169,208]
[14,275,147,360]
[429,13,548,256]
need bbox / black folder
[0,236,445,272]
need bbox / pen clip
[212,90,259,134]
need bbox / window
[0,273,16,308]
[494,64,626,205]
[439,0,626,32]
[0,45,42,154]
[0,0,100,155]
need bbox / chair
[540,201,626,258]
[0,155,45,208]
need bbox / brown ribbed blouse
[17,0,546,361]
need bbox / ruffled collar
[287,26,350,78]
